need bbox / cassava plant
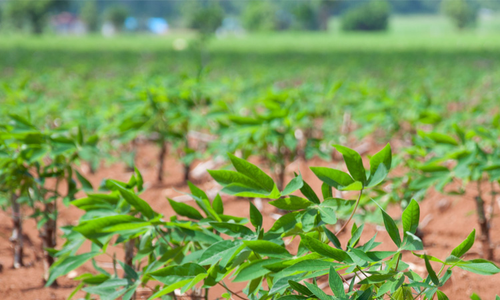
[50,144,500,299]
[215,91,328,190]
[116,81,209,182]
[409,124,500,260]
[0,114,93,284]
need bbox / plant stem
[394,252,401,271]
[475,180,494,260]
[157,141,167,182]
[155,226,175,249]
[113,252,118,277]
[124,238,135,269]
[218,282,248,300]
[9,193,23,269]
[489,181,496,226]
[335,188,364,236]
[184,134,190,183]
[42,202,57,286]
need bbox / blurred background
[2,1,500,299]
[0,0,499,36]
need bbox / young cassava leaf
[402,199,420,239]
[333,144,366,184]
[249,202,263,229]
[243,240,292,258]
[380,209,401,248]
[168,198,203,220]
[282,174,304,195]
[451,229,475,258]
[310,167,354,190]
[329,266,346,298]
[269,196,313,210]
[368,143,391,187]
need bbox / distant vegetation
[341,0,391,31]
[0,0,496,34]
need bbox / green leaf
[68,282,84,300]
[279,260,340,277]
[208,170,275,198]
[149,263,206,279]
[380,209,401,248]
[402,232,423,251]
[168,198,203,220]
[417,163,449,172]
[322,182,332,199]
[212,194,224,214]
[424,131,459,146]
[299,178,320,204]
[456,259,500,275]
[358,273,396,284]
[368,143,391,187]
[269,196,313,210]
[75,170,93,192]
[451,229,475,258]
[199,240,242,265]
[304,282,332,300]
[437,291,450,300]
[228,153,275,192]
[269,212,299,233]
[348,224,364,248]
[310,167,354,190]
[317,201,338,225]
[412,253,444,264]
[112,182,155,219]
[282,174,304,195]
[74,215,148,239]
[250,202,263,229]
[329,266,345,298]
[333,144,366,184]
[248,276,263,295]
[301,234,351,262]
[402,199,419,238]
[323,226,342,249]
[233,258,281,282]
[470,293,481,300]
[46,252,100,287]
[188,181,209,200]
[288,280,313,296]
[210,222,254,237]
[392,286,412,300]
[243,240,292,258]
[340,181,363,191]
[134,167,144,192]
[424,256,439,285]
[147,279,192,300]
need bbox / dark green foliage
[104,4,128,30]
[0,115,94,281]
[441,0,478,29]
[291,2,319,31]
[81,0,99,32]
[185,2,224,35]
[341,0,391,31]
[405,123,500,260]
[48,145,500,299]
[2,0,68,34]
[242,0,278,31]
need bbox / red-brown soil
[1,143,499,299]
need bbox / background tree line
[0,0,497,34]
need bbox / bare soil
[1,143,499,299]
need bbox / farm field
[2,15,500,300]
